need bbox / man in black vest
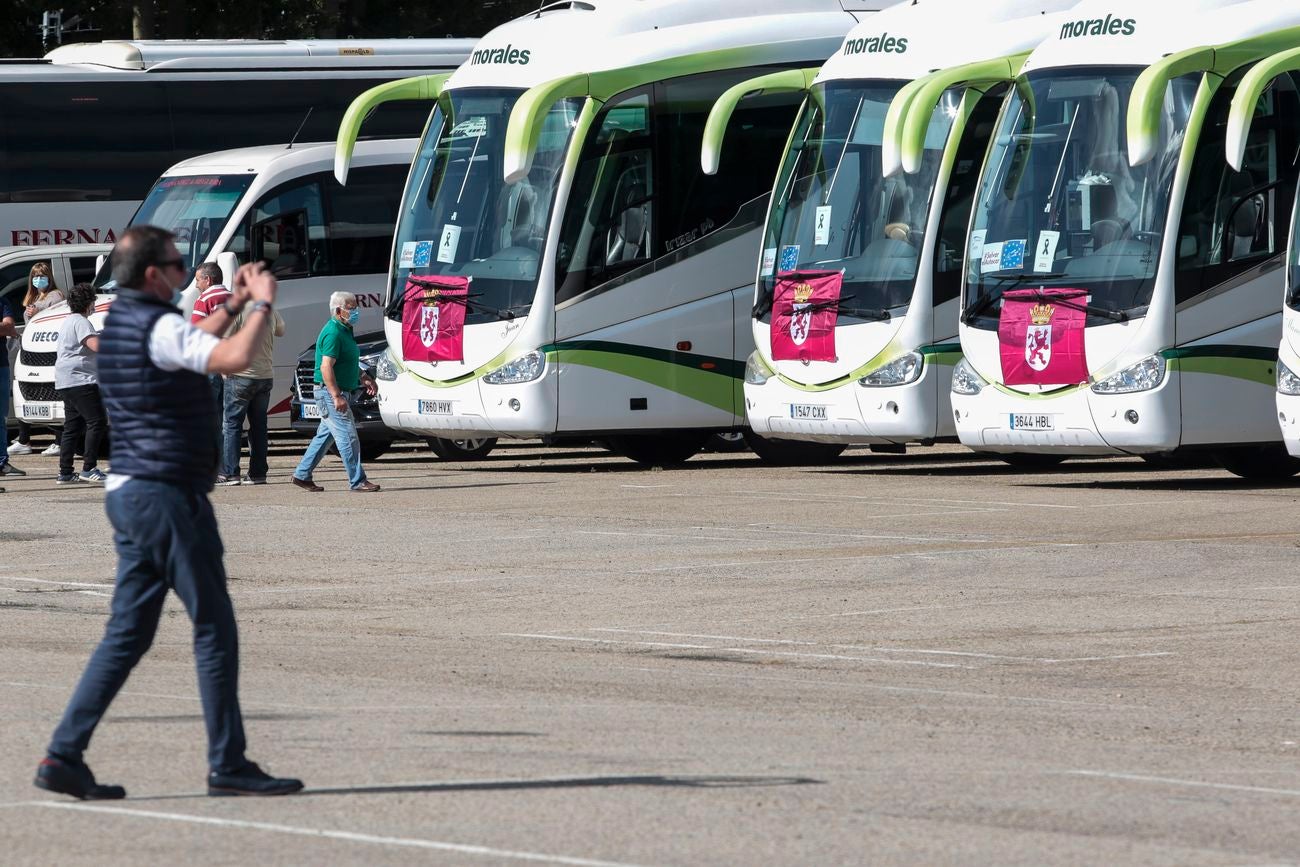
[34,225,302,799]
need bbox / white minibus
[14,140,416,428]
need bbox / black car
[288,332,496,461]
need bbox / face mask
[32,276,49,291]
[160,272,182,307]
[347,308,361,326]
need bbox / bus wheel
[705,431,749,453]
[743,431,846,465]
[607,434,707,467]
[1215,445,1300,480]
[426,437,497,461]
[998,453,1067,470]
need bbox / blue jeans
[48,479,248,773]
[1,371,10,466]
[294,389,366,488]
[221,376,272,479]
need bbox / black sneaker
[34,757,126,800]
[0,462,27,477]
[215,474,242,486]
[208,761,303,796]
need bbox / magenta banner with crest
[997,288,1089,386]
[770,270,842,363]
[401,276,470,363]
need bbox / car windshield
[758,80,958,318]
[95,174,254,288]
[964,67,1198,326]
[389,88,583,325]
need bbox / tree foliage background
[1,0,541,57]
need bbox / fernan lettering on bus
[10,228,119,246]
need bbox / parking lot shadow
[129,774,822,802]
[1020,476,1300,492]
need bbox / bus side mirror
[95,254,107,275]
[217,252,239,287]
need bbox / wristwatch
[248,300,273,314]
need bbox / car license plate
[790,404,828,421]
[419,399,454,415]
[300,403,321,420]
[28,404,52,419]
[1010,413,1054,431]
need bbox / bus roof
[815,0,1079,85]
[43,38,476,71]
[1021,0,1295,74]
[445,0,878,92]
[161,138,418,178]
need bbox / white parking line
[23,802,645,866]
[592,629,818,646]
[0,576,115,589]
[501,634,714,649]
[1066,770,1300,798]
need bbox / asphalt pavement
[2,436,1298,865]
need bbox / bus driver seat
[606,169,650,265]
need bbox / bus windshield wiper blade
[752,290,774,319]
[1041,292,1129,323]
[806,295,890,322]
[961,273,1067,324]
[392,277,519,322]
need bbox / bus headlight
[1279,359,1300,395]
[375,349,400,382]
[1091,355,1165,395]
[951,358,986,395]
[859,352,922,387]
[484,350,545,385]
[744,350,775,385]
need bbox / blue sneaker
[79,468,108,483]
[57,473,86,485]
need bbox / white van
[14,139,416,428]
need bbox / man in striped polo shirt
[190,262,231,428]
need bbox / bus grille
[19,349,56,367]
[19,381,60,402]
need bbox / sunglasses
[157,257,187,271]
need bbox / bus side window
[324,165,407,276]
[0,260,34,324]
[1175,73,1300,304]
[241,178,329,278]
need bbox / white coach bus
[1227,43,1300,457]
[0,38,471,253]
[13,140,415,428]
[943,0,1300,478]
[333,0,881,465]
[708,0,1078,463]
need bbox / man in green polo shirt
[291,291,380,492]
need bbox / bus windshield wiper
[391,277,520,322]
[1037,291,1129,323]
[961,273,1065,324]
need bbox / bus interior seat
[605,168,650,265]
[497,176,542,251]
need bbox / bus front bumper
[744,365,940,444]
[951,374,1180,455]
[378,368,558,439]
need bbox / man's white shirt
[106,312,220,492]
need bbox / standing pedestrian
[34,226,302,800]
[54,283,108,485]
[291,291,380,493]
[190,262,230,429]
[0,291,23,487]
[216,299,285,485]
[13,261,67,457]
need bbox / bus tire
[426,436,497,461]
[743,431,846,465]
[998,453,1067,470]
[705,431,749,453]
[1215,445,1300,480]
[607,434,706,467]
